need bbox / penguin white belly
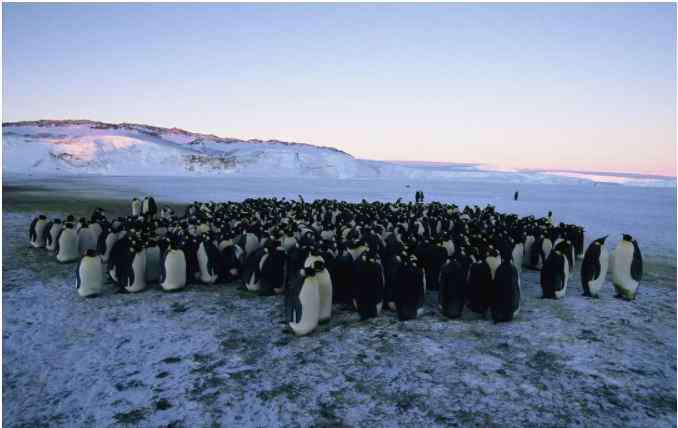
[90,223,103,242]
[197,244,218,284]
[555,257,569,299]
[145,246,161,283]
[289,278,320,336]
[56,230,80,263]
[282,236,297,252]
[512,244,523,273]
[611,242,638,299]
[513,277,522,317]
[78,228,98,254]
[542,239,553,261]
[77,256,104,297]
[316,269,333,322]
[102,234,118,263]
[125,252,147,293]
[320,230,334,241]
[443,241,455,257]
[587,247,609,297]
[31,220,49,248]
[245,234,260,256]
[46,225,64,251]
[486,256,502,280]
[161,250,187,291]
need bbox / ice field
[2,174,676,427]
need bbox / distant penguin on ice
[580,236,609,298]
[611,234,643,300]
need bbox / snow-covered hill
[3,120,675,187]
[2,120,387,178]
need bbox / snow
[4,120,676,186]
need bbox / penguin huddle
[28,195,643,335]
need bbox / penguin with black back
[353,249,385,320]
[491,256,521,323]
[395,253,426,321]
[581,236,609,298]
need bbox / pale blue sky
[3,3,676,175]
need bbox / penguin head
[595,235,608,245]
[85,249,96,257]
[65,222,74,229]
[38,214,47,220]
[622,234,634,242]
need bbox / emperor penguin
[55,223,80,263]
[540,249,569,299]
[241,247,267,291]
[197,234,219,284]
[45,219,64,252]
[611,234,643,300]
[120,240,147,293]
[353,251,385,320]
[491,259,521,323]
[581,236,609,298]
[258,238,287,296]
[77,221,98,255]
[145,238,162,284]
[160,240,187,291]
[29,215,50,248]
[142,196,158,218]
[76,249,105,298]
[131,198,142,216]
[286,267,320,336]
[467,255,493,316]
[438,256,466,319]
[307,254,333,323]
[393,254,425,321]
[97,227,119,263]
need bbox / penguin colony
[28,195,643,336]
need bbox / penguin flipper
[75,258,82,289]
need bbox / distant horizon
[3,117,676,179]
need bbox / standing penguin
[258,239,287,296]
[395,254,426,321]
[611,234,642,300]
[304,249,333,323]
[196,235,219,284]
[77,220,98,255]
[76,249,104,298]
[160,240,187,291]
[120,241,147,293]
[55,223,80,263]
[353,251,385,320]
[286,267,320,336]
[491,259,521,323]
[142,196,158,218]
[131,198,142,216]
[45,219,64,252]
[97,227,119,263]
[438,256,467,319]
[581,236,609,298]
[467,256,493,316]
[540,250,569,299]
[29,215,49,248]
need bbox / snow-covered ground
[2,174,676,427]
